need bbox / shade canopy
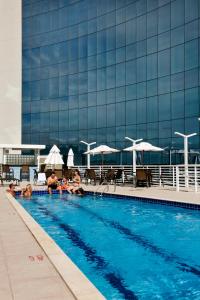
[84,145,119,155]
[44,145,64,165]
[67,148,74,167]
[124,142,163,152]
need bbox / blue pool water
[18,193,200,300]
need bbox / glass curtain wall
[22,0,200,165]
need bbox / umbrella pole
[101,153,104,183]
[142,150,144,167]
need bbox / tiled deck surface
[0,188,76,300]
[81,184,200,204]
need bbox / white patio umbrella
[44,145,64,168]
[124,142,163,166]
[67,148,74,167]
[84,145,119,166]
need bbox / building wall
[0,0,22,144]
[22,0,200,164]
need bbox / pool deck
[0,183,200,300]
[0,187,105,300]
[82,184,200,204]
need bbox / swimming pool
[18,193,200,299]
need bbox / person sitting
[6,183,16,196]
[57,178,74,194]
[47,172,58,194]
[21,184,32,198]
[72,169,81,187]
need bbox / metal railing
[74,164,200,192]
[5,155,35,166]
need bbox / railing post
[159,166,162,187]
[176,166,179,192]
[194,166,198,193]
[122,166,125,184]
[172,166,175,187]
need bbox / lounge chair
[84,169,96,185]
[1,165,19,185]
[136,169,152,187]
[115,169,124,185]
[99,169,116,185]
[20,165,30,181]
[2,165,14,181]
[33,169,46,185]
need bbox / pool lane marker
[62,198,200,279]
[34,203,138,300]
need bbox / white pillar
[176,166,179,192]
[184,137,189,188]
[174,132,197,189]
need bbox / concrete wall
[0,0,21,144]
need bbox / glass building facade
[22,0,200,164]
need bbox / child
[21,184,32,198]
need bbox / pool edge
[86,190,200,210]
[6,192,105,300]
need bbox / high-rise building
[22,0,200,164]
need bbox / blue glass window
[116,87,125,103]
[137,82,146,99]
[147,122,158,139]
[158,49,170,77]
[116,102,125,126]
[126,44,136,61]
[97,68,106,90]
[185,0,198,23]
[185,69,198,89]
[116,23,126,48]
[158,94,171,121]
[171,91,184,119]
[185,88,199,117]
[106,65,116,89]
[126,84,137,100]
[97,106,106,128]
[137,99,147,123]
[147,96,158,122]
[159,121,171,138]
[107,104,116,127]
[116,63,125,87]
[158,76,170,94]
[171,73,184,92]
[137,15,146,41]
[147,53,157,80]
[185,39,198,70]
[31,81,40,100]
[171,45,184,74]
[106,27,116,51]
[97,90,106,105]
[59,111,68,131]
[147,79,157,97]
[158,4,170,34]
[171,26,184,47]
[106,88,116,104]
[147,10,158,37]
[126,60,136,84]
[126,20,136,45]
[171,0,184,28]
[126,100,136,125]
[158,31,170,51]
[79,108,88,130]
[137,57,146,82]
